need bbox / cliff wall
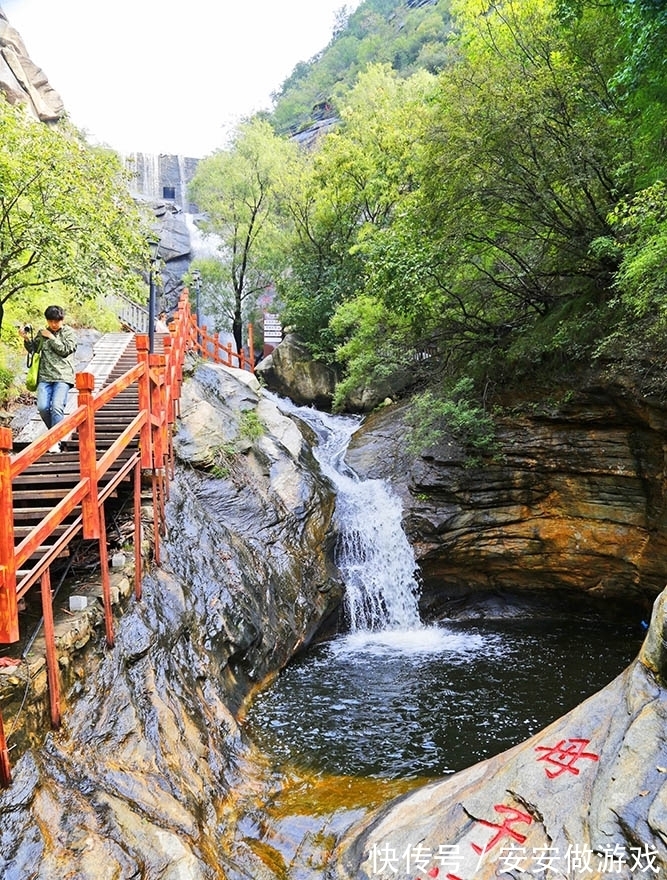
[346,371,667,615]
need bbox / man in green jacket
[20,305,78,451]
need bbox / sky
[1,0,361,158]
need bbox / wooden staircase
[11,335,146,599]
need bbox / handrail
[0,293,195,642]
[105,291,149,333]
[190,317,256,372]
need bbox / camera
[23,324,32,333]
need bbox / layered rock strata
[346,382,667,612]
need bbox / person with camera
[19,305,78,452]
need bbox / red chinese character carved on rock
[471,804,533,855]
[534,738,599,778]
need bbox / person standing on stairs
[155,311,170,333]
[20,305,78,452]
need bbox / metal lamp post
[147,236,160,353]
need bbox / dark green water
[244,616,644,779]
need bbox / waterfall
[177,154,188,212]
[270,396,422,632]
[123,151,161,200]
[185,212,222,260]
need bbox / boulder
[255,333,337,409]
[168,362,343,696]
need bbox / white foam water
[329,626,488,658]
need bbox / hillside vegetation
[191,0,667,423]
[270,0,454,135]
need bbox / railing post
[247,322,255,371]
[149,353,167,472]
[98,502,115,648]
[136,334,152,469]
[133,460,142,601]
[76,372,100,539]
[162,335,175,426]
[148,351,167,566]
[0,427,18,643]
[40,568,61,728]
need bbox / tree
[0,97,150,333]
[188,118,299,353]
[354,0,633,376]
[279,64,436,359]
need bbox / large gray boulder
[256,333,338,409]
[168,362,343,693]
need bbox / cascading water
[247,395,644,785]
[269,396,422,632]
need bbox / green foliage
[239,410,264,442]
[69,298,122,333]
[0,98,150,333]
[407,378,498,460]
[214,0,667,407]
[189,119,301,352]
[0,363,15,408]
[279,65,436,362]
[608,181,667,318]
[330,293,416,410]
[204,442,237,480]
[202,413,264,478]
[186,258,235,335]
[270,0,453,134]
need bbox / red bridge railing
[190,318,255,372]
[0,291,255,786]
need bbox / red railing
[0,291,227,786]
[190,317,255,372]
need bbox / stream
[234,398,645,877]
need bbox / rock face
[0,12,64,121]
[256,332,413,413]
[0,364,343,878]
[168,362,343,701]
[345,379,667,612]
[334,587,667,879]
[256,333,338,410]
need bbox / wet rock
[0,363,344,879]
[640,589,667,684]
[346,385,667,609]
[167,363,343,696]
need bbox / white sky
[1,0,360,157]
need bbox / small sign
[263,312,282,355]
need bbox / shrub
[407,377,498,462]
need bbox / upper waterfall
[269,395,422,632]
[122,152,200,213]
